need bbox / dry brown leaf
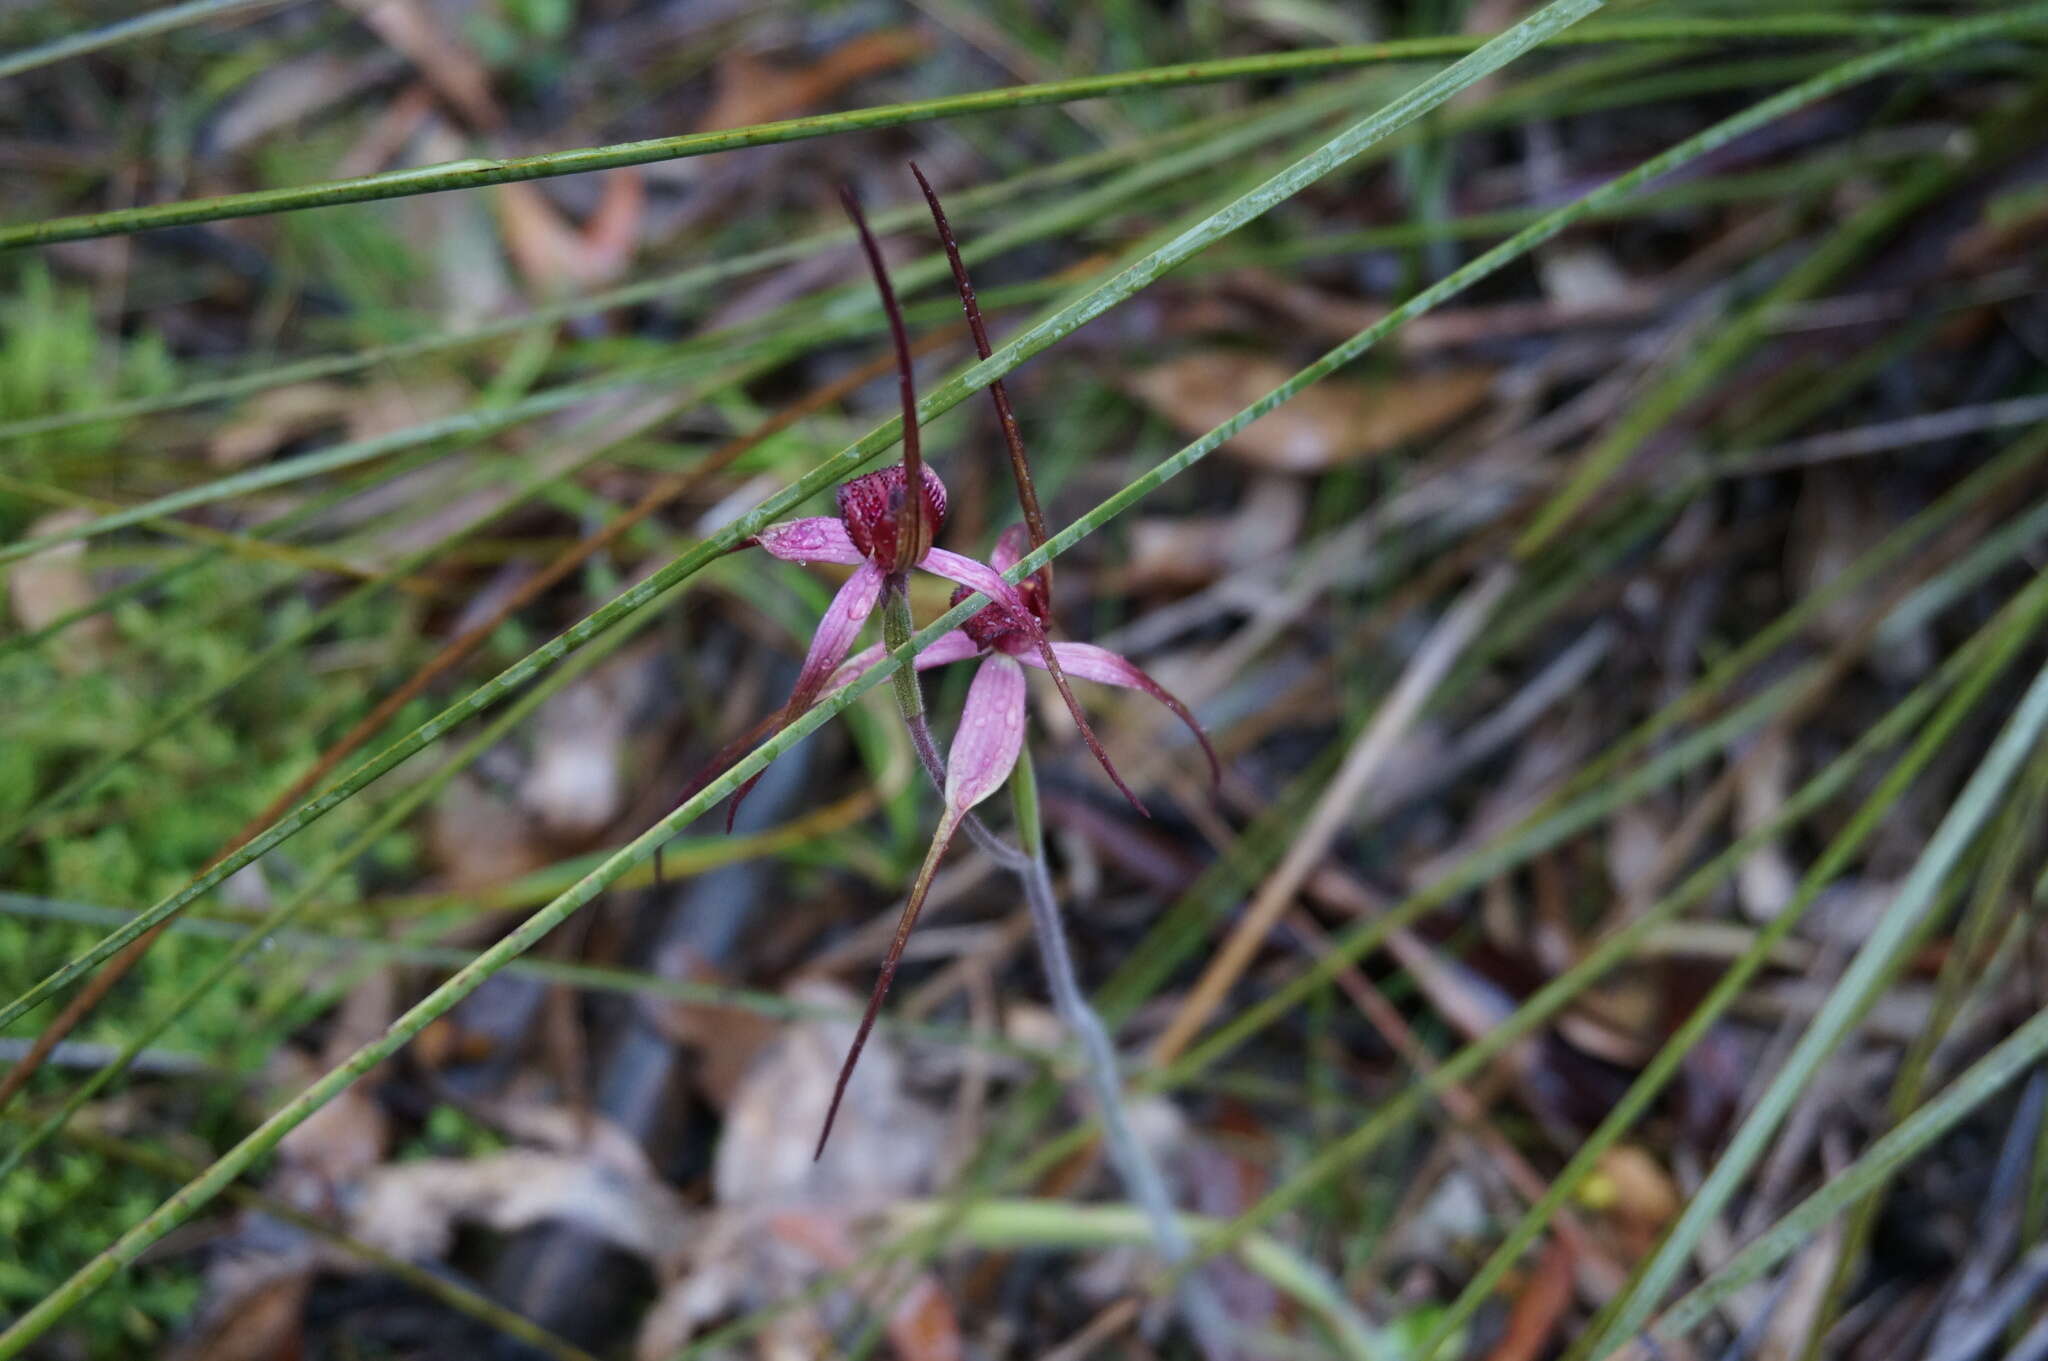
[518,645,659,840]
[165,1271,309,1361]
[276,1081,387,1191]
[697,30,929,132]
[1537,244,1636,309]
[350,1149,690,1263]
[347,376,473,443]
[639,942,782,1111]
[341,0,503,132]
[497,170,646,295]
[1120,475,1305,591]
[638,982,951,1360]
[1125,352,1494,472]
[1756,1225,1842,1361]
[212,377,468,472]
[1558,974,1660,1068]
[209,383,354,468]
[715,979,947,1209]
[401,119,518,328]
[7,510,113,675]
[769,1212,963,1361]
[1735,729,1799,922]
[275,972,394,1188]
[1605,802,1668,901]
[210,50,406,154]
[428,774,551,892]
[333,80,438,178]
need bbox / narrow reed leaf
[1580,653,2048,1357]
[0,0,297,81]
[0,13,1960,249]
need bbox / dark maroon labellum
[952,572,1050,652]
[837,465,947,572]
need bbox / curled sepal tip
[815,655,1027,1158]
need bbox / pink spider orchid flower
[734,462,1146,817]
[810,525,1219,1155]
[719,185,1143,826]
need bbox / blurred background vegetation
[3,0,2048,1357]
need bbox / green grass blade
[1416,563,2048,1360]
[0,364,709,565]
[1582,645,2048,1358]
[0,0,296,81]
[1516,74,2047,557]
[992,3,2048,596]
[1171,582,2048,1286]
[1652,905,2048,1345]
[0,11,1963,250]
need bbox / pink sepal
[754,517,866,566]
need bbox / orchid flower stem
[881,580,933,757]
[1009,747,1236,1361]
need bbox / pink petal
[1022,642,1222,786]
[918,547,1035,618]
[922,549,1147,815]
[755,517,866,566]
[825,630,981,693]
[1020,641,1147,687]
[724,559,882,829]
[989,525,1029,574]
[790,560,885,709]
[945,655,1027,816]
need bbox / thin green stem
[0,555,655,1176]
[0,567,1001,1355]
[1172,596,2048,1286]
[1009,746,1234,1357]
[887,1198,1378,1361]
[994,4,2048,601]
[0,13,1955,250]
[0,441,455,661]
[0,74,1357,448]
[1801,739,2048,1360]
[1,367,754,840]
[0,890,1044,1063]
[1517,74,2048,556]
[0,357,742,565]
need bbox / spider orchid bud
[837,464,947,574]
